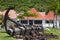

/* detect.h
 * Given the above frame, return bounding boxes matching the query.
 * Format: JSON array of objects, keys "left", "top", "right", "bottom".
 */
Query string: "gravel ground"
[{"left": 16, "top": 39, "right": 23, "bottom": 40}]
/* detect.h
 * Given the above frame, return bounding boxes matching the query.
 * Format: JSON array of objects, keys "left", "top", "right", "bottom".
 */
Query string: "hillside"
[{"left": 0, "top": 0, "right": 60, "bottom": 14}]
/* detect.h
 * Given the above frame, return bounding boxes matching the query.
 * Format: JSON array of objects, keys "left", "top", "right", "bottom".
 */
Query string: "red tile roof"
[
  {"left": 45, "top": 11, "right": 54, "bottom": 19},
  {"left": 38, "top": 12, "right": 45, "bottom": 18},
  {"left": 24, "top": 8, "right": 45, "bottom": 19},
  {"left": 24, "top": 8, "right": 60, "bottom": 19},
  {"left": 0, "top": 8, "right": 59, "bottom": 19}
]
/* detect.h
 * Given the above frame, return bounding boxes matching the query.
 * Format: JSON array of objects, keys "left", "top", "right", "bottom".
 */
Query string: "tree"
[
  {"left": 17, "top": 12, "right": 38, "bottom": 19},
  {"left": 0, "top": 0, "right": 60, "bottom": 14},
  {"left": 17, "top": 14, "right": 24, "bottom": 19},
  {"left": 23, "top": 12, "right": 38, "bottom": 19},
  {"left": 46, "top": 0, "right": 60, "bottom": 28}
]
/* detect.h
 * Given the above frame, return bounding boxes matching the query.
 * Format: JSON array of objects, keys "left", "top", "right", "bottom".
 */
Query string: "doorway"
[{"left": 29, "top": 20, "right": 33, "bottom": 25}]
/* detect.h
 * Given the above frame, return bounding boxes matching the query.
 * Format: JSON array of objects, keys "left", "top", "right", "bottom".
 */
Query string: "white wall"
[
  {"left": 43, "top": 23, "right": 53, "bottom": 28},
  {"left": 57, "top": 20, "right": 59, "bottom": 28},
  {"left": 42, "top": 19, "right": 60, "bottom": 28}
]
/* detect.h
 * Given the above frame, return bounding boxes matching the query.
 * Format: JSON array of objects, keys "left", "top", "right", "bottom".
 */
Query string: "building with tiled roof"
[
  {"left": 22, "top": 8, "right": 60, "bottom": 28},
  {"left": 0, "top": 8, "right": 60, "bottom": 28}
]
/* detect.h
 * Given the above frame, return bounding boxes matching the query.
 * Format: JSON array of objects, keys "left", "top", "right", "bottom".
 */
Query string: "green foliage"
[
  {"left": 24, "top": 12, "right": 33, "bottom": 16},
  {"left": 30, "top": 12, "right": 38, "bottom": 17},
  {"left": 17, "top": 12, "right": 38, "bottom": 19},
  {"left": 23, "top": 12, "right": 38, "bottom": 17},
  {"left": 45, "top": 28, "right": 60, "bottom": 40},
  {"left": 17, "top": 14, "right": 24, "bottom": 19},
  {"left": 46, "top": 0, "right": 60, "bottom": 15},
  {"left": 0, "top": 0, "right": 60, "bottom": 14}
]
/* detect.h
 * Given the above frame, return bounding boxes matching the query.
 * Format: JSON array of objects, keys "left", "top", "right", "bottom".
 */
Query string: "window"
[
  {"left": 46, "top": 20, "right": 49, "bottom": 23},
  {"left": 34, "top": 20, "right": 42, "bottom": 24},
  {"left": 46, "top": 20, "right": 53, "bottom": 23},
  {"left": 29, "top": 20, "right": 33, "bottom": 25},
  {"left": 21, "top": 20, "right": 28, "bottom": 24}
]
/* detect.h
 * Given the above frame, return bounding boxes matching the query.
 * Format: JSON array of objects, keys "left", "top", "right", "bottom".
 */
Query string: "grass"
[
  {"left": 0, "top": 28, "right": 60, "bottom": 40},
  {"left": 44, "top": 28, "right": 60, "bottom": 40},
  {"left": 0, "top": 29, "right": 15, "bottom": 40}
]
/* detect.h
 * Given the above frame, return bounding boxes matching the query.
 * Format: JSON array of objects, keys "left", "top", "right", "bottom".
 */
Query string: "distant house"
[{"left": 20, "top": 8, "right": 60, "bottom": 28}]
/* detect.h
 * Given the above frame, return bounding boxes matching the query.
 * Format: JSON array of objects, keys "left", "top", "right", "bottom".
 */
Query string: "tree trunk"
[
  {"left": 53, "top": 15, "right": 55, "bottom": 28},
  {"left": 56, "top": 14, "right": 57, "bottom": 28}
]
